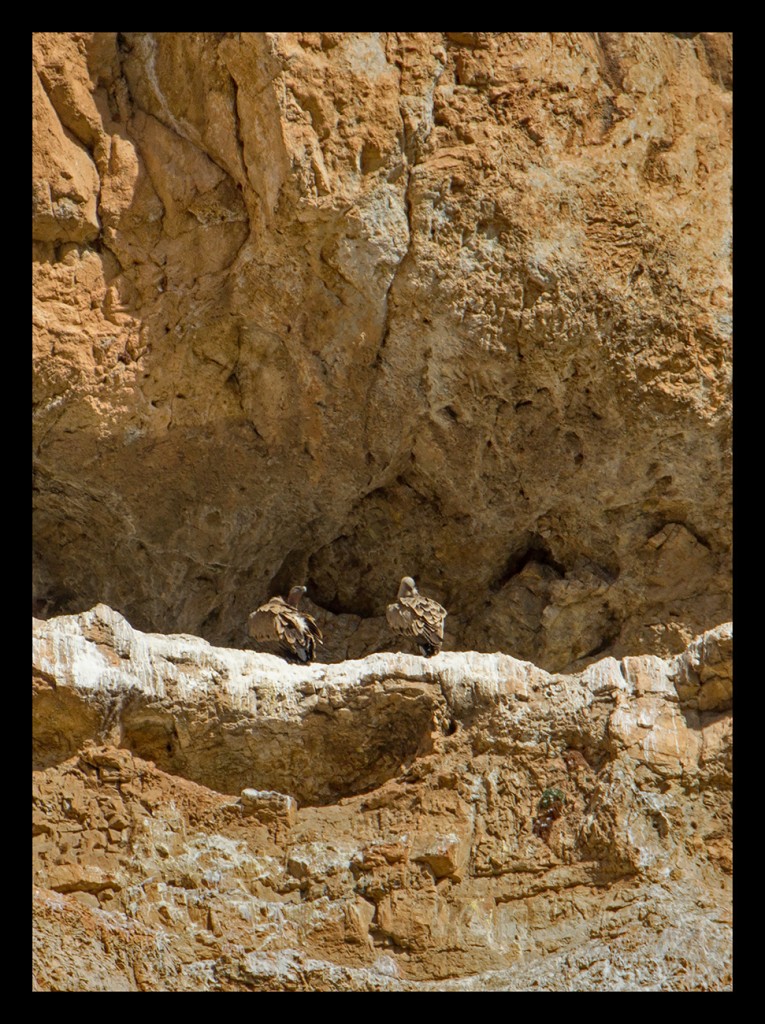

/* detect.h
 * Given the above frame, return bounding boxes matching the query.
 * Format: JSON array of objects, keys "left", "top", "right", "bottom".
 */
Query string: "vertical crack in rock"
[{"left": 226, "top": 62, "right": 247, "bottom": 186}]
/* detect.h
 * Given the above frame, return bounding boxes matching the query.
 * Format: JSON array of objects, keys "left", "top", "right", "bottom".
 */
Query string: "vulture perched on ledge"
[
  {"left": 248, "top": 585, "right": 324, "bottom": 662},
  {"left": 386, "top": 576, "right": 447, "bottom": 657}
]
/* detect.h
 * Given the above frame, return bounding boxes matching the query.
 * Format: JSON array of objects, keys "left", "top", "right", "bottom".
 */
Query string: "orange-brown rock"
[
  {"left": 32, "top": 33, "right": 731, "bottom": 673},
  {"left": 32, "top": 30, "right": 732, "bottom": 992},
  {"left": 32, "top": 607, "right": 732, "bottom": 990}
]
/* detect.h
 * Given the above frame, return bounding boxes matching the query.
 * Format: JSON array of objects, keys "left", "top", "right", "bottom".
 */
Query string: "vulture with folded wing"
[
  {"left": 248, "top": 585, "right": 323, "bottom": 662},
  {"left": 386, "top": 576, "right": 447, "bottom": 657}
]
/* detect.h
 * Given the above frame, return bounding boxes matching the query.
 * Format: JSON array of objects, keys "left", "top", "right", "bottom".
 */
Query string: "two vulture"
[{"left": 249, "top": 577, "right": 446, "bottom": 662}]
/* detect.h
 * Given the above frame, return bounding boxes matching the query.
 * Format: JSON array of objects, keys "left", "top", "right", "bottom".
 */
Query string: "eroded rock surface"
[
  {"left": 32, "top": 33, "right": 732, "bottom": 672},
  {"left": 32, "top": 607, "right": 732, "bottom": 990}
]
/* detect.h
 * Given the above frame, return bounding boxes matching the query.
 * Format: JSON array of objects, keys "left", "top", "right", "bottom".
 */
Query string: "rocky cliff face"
[
  {"left": 32, "top": 31, "right": 732, "bottom": 991},
  {"left": 33, "top": 32, "right": 731, "bottom": 672},
  {"left": 33, "top": 607, "right": 731, "bottom": 991}
]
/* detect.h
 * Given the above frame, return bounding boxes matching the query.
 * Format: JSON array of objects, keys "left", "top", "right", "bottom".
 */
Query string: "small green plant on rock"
[
  {"left": 533, "top": 787, "right": 566, "bottom": 839},
  {"left": 539, "top": 787, "right": 565, "bottom": 811}
]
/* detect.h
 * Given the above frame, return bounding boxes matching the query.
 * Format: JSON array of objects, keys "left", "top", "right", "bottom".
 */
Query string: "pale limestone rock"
[
  {"left": 33, "top": 606, "right": 731, "bottom": 990},
  {"left": 621, "top": 655, "right": 680, "bottom": 699}
]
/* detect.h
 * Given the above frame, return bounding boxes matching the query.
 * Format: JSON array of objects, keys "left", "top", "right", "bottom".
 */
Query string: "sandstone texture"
[
  {"left": 33, "top": 33, "right": 732, "bottom": 672},
  {"left": 32, "top": 31, "right": 732, "bottom": 992},
  {"left": 33, "top": 607, "right": 732, "bottom": 991}
]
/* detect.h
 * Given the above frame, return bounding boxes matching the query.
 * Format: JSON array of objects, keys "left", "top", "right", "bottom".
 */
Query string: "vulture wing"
[
  {"left": 249, "top": 597, "right": 323, "bottom": 662},
  {"left": 387, "top": 593, "right": 447, "bottom": 655}
]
